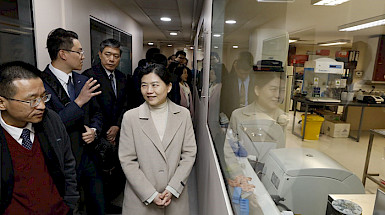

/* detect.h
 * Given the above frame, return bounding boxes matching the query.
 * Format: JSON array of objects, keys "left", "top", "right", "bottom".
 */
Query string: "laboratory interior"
[{"left": 1, "top": 0, "right": 385, "bottom": 214}]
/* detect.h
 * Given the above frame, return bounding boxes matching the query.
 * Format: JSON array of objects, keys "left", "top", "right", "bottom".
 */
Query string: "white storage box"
[{"left": 323, "top": 120, "right": 350, "bottom": 138}]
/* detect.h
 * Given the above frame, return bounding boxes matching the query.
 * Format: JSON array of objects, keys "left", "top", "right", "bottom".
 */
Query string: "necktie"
[
  {"left": 21, "top": 129, "right": 33, "bottom": 150},
  {"left": 67, "top": 76, "right": 76, "bottom": 101},
  {"left": 109, "top": 73, "right": 117, "bottom": 96},
  {"left": 239, "top": 81, "right": 246, "bottom": 107}
]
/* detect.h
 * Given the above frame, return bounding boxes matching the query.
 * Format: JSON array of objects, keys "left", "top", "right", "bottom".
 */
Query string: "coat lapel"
[
  {"left": 72, "top": 72, "right": 83, "bottom": 98},
  {"left": 138, "top": 103, "right": 167, "bottom": 161},
  {"left": 162, "top": 101, "right": 183, "bottom": 150}
]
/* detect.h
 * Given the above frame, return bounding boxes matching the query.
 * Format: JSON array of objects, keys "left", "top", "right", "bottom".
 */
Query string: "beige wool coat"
[{"left": 119, "top": 100, "right": 197, "bottom": 215}]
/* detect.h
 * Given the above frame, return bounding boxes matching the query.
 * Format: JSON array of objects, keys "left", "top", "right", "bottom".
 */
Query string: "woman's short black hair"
[{"left": 138, "top": 63, "right": 171, "bottom": 85}]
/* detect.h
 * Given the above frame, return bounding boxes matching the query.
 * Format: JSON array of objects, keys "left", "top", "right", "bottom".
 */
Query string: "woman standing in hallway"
[
  {"left": 175, "top": 66, "right": 194, "bottom": 118},
  {"left": 119, "top": 64, "right": 197, "bottom": 214}
]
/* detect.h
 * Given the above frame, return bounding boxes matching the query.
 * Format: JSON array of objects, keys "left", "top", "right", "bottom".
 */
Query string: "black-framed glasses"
[
  {"left": 1, "top": 94, "right": 51, "bottom": 108},
  {"left": 62, "top": 49, "right": 85, "bottom": 56}
]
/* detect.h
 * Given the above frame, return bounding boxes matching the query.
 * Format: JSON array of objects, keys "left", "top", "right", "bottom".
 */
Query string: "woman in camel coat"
[{"left": 119, "top": 64, "right": 197, "bottom": 215}]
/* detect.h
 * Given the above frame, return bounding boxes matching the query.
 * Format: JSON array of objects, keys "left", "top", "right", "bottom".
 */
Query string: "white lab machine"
[
  {"left": 302, "top": 58, "right": 345, "bottom": 101},
  {"left": 261, "top": 148, "right": 365, "bottom": 215}
]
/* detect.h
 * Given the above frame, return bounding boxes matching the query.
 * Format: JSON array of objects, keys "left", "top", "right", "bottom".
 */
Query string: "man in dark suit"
[
  {"left": 220, "top": 51, "right": 256, "bottom": 118},
  {"left": 40, "top": 28, "right": 105, "bottom": 215},
  {"left": 83, "top": 39, "right": 139, "bottom": 212},
  {"left": 0, "top": 61, "right": 78, "bottom": 214}
]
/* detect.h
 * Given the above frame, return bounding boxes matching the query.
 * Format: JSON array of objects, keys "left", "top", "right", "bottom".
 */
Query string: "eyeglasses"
[
  {"left": 62, "top": 49, "right": 85, "bottom": 56},
  {"left": 2, "top": 94, "right": 51, "bottom": 108}
]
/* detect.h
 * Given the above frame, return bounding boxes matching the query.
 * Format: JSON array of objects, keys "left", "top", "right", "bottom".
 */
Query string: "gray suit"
[{"left": 119, "top": 100, "right": 196, "bottom": 215}]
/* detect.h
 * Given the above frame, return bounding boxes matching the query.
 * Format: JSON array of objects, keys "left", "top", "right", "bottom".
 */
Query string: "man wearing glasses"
[
  {"left": 41, "top": 28, "right": 105, "bottom": 215},
  {"left": 0, "top": 61, "right": 79, "bottom": 214}
]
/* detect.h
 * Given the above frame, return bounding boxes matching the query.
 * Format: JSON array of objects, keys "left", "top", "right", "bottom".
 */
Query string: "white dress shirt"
[
  {"left": 237, "top": 75, "right": 250, "bottom": 106},
  {"left": 0, "top": 111, "right": 35, "bottom": 145},
  {"left": 102, "top": 66, "right": 117, "bottom": 94},
  {"left": 49, "top": 63, "right": 73, "bottom": 97}
]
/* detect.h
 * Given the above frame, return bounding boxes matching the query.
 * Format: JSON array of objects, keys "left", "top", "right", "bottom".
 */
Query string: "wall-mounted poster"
[{"left": 90, "top": 16, "right": 132, "bottom": 75}]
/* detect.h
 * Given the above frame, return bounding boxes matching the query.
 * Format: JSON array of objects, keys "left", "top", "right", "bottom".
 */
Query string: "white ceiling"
[
  {"left": 213, "top": 0, "right": 385, "bottom": 47},
  {"left": 109, "top": 0, "right": 204, "bottom": 47},
  {"left": 109, "top": 0, "right": 385, "bottom": 48}
]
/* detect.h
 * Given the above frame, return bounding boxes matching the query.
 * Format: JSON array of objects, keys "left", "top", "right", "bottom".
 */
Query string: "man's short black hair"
[
  {"left": 175, "top": 50, "right": 186, "bottom": 58},
  {"left": 0, "top": 61, "right": 41, "bottom": 98},
  {"left": 168, "top": 55, "right": 176, "bottom": 60},
  {"left": 99, "top": 38, "right": 122, "bottom": 54},
  {"left": 46, "top": 28, "right": 78, "bottom": 61},
  {"left": 146, "top": 48, "right": 161, "bottom": 61},
  {"left": 150, "top": 53, "right": 167, "bottom": 67}
]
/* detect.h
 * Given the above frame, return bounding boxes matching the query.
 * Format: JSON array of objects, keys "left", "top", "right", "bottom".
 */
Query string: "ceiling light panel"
[
  {"left": 339, "top": 14, "right": 385, "bottom": 32},
  {"left": 225, "top": 20, "right": 237, "bottom": 24},
  {"left": 257, "top": 0, "right": 295, "bottom": 2},
  {"left": 160, "top": 17, "right": 171, "bottom": 22},
  {"left": 312, "top": 0, "right": 350, "bottom": 6}
]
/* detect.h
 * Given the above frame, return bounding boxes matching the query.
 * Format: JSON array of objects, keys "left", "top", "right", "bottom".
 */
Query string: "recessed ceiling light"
[
  {"left": 160, "top": 17, "right": 171, "bottom": 22},
  {"left": 233, "top": 45, "right": 239, "bottom": 49},
  {"left": 213, "top": 34, "right": 221, "bottom": 37},
  {"left": 312, "top": 0, "right": 350, "bottom": 6},
  {"left": 148, "top": 42, "right": 154, "bottom": 46},
  {"left": 214, "top": 46, "right": 219, "bottom": 49},
  {"left": 289, "top": 39, "right": 298, "bottom": 43},
  {"left": 170, "top": 32, "right": 178, "bottom": 36},
  {"left": 225, "top": 20, "right": 237, "bottom": 24},
  {"left": 167, "top": 44, "right": 172, "bottom": 47}
]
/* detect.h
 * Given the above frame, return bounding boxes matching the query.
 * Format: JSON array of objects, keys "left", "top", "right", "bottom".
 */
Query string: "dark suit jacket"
[
  {"left": 0, "top": 109, "right": 79, "bottom": 213},
  {"left": 41, "top": 66, "right": 103, "bottom": 165},
  {"left": 83, "top": 63, "right": 140, "bottom": 137},
  {"left": 220, "top": 73, "right": 256, "bottom": 118}
]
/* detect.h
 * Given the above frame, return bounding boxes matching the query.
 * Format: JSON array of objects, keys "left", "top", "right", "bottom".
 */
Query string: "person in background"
[
  {"left": 210, "top": 52, "right": 228, "bottom": 84},
  {"left": 150, "top": 53, "right": 168, "bottom": 67},
  {"left": 0, "top": 61, "right": 79, "bottom": 215},
  {"left": 40, "top": 28, "right": 105, "bottom": 215},
  {"left": 119, "top": 63, "right": 196, "bottom": 214},
  {"left": 83, "top": 38, "right": 138, "bottom": 213},
  {"left": 167, "top": 54, "right": 176, "bottom": 68},
  {"left": 220, "top": 51, "right": 256, "bottom": 119},
  {"left": 175, "top": 66, "right": 194, "bottom": 118}
]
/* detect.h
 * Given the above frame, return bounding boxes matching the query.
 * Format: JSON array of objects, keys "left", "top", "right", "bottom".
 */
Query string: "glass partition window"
[
  {"left": 0, "top": 0, "right": 36, "bottom": 65},
  {"left": 90, "top": 17, "right": 132, "bottom": 75},
  {"left": 208, "top": 0, "right": 385, "bottom": 214}
]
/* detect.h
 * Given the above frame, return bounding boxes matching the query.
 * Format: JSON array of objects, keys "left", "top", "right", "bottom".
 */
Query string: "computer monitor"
[{"left": 374, "top": 189, "right": 385, "bottom": 215}]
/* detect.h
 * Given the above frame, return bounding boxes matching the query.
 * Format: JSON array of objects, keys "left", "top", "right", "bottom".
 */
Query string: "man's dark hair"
[
  {"left": 145, "top": 48, "right": 161, "bottom": 61},
  {"left": 236, "top": 51, "right": 254, "bottom": 71},
  {"left": 168, "top": 55, "right": 176, "bottom": 61},
  {"left": 138, "top": 63, "right": 171, "bottom": 85},
  {"left": 175, "top": 50, "right": 186, "bottom": 58},
  {"left": 46, "top": 28, "right": 78, "bottom": 61},
  {"left": 0, "top": 61, "right": 41, "bottom": 98},
  {"left": 150, "top": 53, "right": 167, "bottom": 67},
  {"left": 99, "top": 38, "right": 121, "bottom": 54}
]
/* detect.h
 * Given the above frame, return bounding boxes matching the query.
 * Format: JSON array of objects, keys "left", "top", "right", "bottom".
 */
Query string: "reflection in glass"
[{"left": 0, "top": 0, "right": 36, "bottom": 65}]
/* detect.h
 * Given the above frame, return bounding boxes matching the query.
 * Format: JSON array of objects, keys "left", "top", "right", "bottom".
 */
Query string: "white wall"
[{"left": 33, "top": 0, "right": 143, "bottom": 72}]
